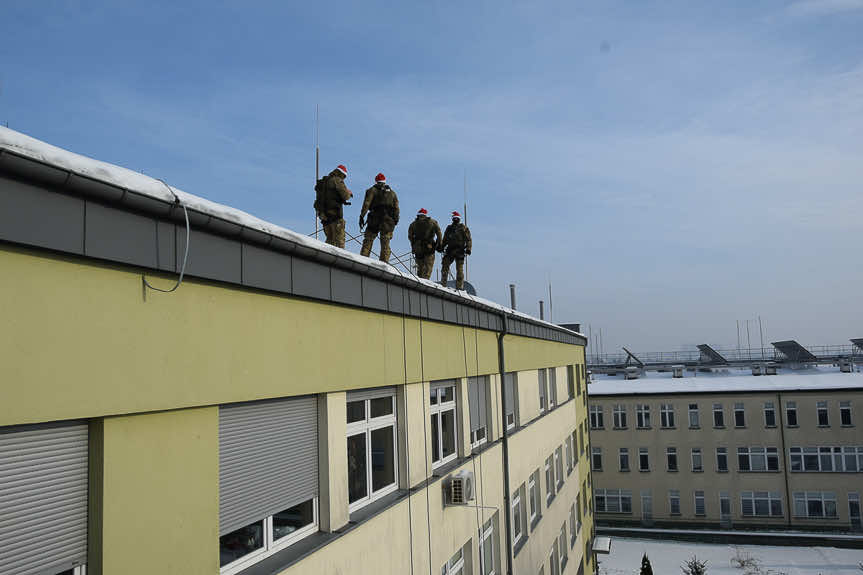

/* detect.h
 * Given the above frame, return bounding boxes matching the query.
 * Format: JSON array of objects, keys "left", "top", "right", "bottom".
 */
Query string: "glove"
[{"left": 359, "top": 215, "right": 365, "bottom": 230}]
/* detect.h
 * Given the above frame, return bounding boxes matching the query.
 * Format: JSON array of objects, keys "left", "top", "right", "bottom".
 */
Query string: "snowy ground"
[{"left": 598, "top": 537, "right": 863, "bottom": 575}]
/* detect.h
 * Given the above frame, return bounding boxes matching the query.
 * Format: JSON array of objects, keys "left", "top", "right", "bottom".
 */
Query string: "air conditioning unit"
[{"left": 446, "top": 470, "right": 476, "bottom": 505}]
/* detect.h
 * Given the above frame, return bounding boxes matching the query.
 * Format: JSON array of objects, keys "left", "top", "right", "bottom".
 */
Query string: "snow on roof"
[
  {"left": 0, "top": 126, "right": 582, "bottom": 338},
  {"left": 588, "top": 369, "right": 863, "bottom": 396}
]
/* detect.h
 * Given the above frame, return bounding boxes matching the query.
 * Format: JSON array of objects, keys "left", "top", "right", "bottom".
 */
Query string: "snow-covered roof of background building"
[{"left": 588, "top": 369, "right": 863, "bottom": 395}]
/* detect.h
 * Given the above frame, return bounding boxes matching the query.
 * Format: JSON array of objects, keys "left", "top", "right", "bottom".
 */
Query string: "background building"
[
  {"left": 0, "top": 127, "right": 595, "bottom": 575},
  {"left": 587, "top": 370, "right": 863, "bottom": 533}
]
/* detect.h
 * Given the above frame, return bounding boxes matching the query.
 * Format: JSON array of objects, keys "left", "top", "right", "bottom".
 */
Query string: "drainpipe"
[
  {"left": 777, "top": 391, "right": 793, "bottom": 528},
  {"left": 497, "top": 313, "right": 514, "bottom": 575}
]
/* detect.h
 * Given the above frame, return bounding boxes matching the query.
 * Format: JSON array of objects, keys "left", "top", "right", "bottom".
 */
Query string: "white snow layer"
[
  {"left": 599, "top": 536, "right": 863, "bottom": 575},
  {"left": 589, "top": 370, "right": 863, "bottom": 395},
  {"left": 0, "top": 127, "right": 580, "bottom": 337}
]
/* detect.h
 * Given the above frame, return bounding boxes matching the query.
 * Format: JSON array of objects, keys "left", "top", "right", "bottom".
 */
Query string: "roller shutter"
[
  {"left": 0, "top": 422, "right": 88, "bottom": 575},
  {"left": 468, "top": 377, "right": 488, "bottom": 433},
  {"left": 219, "top": 396, "right": 318, "bottom": 536},
  {"left": 346, "top": 386, "right": 396, "bottom": 403},
  {"left": 503, "top": 373, "right": 517, "bottom": 420}
]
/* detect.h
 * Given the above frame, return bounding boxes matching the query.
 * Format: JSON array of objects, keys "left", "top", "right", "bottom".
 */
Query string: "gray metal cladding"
[
  {"left": 443, "top": 301, "right": 458, "bottom": 324},
  {"left": 427, "top": 296, "right": 444, "bottom": 321},
  {"left": 330, "top": 268, "right": 362, "bottom": 306},
  {"left": 219, "top": 396, "right": 318, "bottom": 536},
  {"left": 292, "top": 258, "right": 331, "bottom": 300},
  {"left": 387, "top": 285, "right": 404, "bottom": 314},
  {"left": 361, "top": 277, "right": 388, "bottom": 310},
  {"left": 241, "top": 244, "right": 292, "bottom": 294},
  {"left": 0, "top": 177, "right": 85, "bottom": 254},
  {"left": 0, "top": 422, "right": 88, "bottom": 575},
  {"left": 85, "top": 201, "right": 160, "bottom": 267},
  {"left": 468, "top": 377, "right": 488, "bottom": 432},
  {"left": 181, "top": 229, "right": 242, "bottom": 284}
]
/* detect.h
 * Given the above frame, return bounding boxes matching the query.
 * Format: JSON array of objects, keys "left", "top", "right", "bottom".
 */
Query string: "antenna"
[
  {"left": 314, "top": 104, "right": 320, "bottom": 240},
  {"left": 463, "top": 170, "right": 468, "bottom": 281},
  {"left": 548, "top": 282, "right": 553, "bottom": 323}
]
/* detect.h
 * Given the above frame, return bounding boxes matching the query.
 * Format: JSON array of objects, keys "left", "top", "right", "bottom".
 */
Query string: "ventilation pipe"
[
  {"left": 539, "top": 300, "right": 545, "bottom": 320},
  {"left": 509, "top": 284, "right": 517, "bottom": 311}
]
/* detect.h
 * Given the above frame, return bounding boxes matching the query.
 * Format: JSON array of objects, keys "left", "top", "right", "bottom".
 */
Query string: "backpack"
[
  {"left": 313, "top": 177, "right": 327, "bottom": 213},
  {"left": 370, "top": 185, "right": 397, "bottom": 220},
  {"left": 411, "top": 217, "right": 436, "bottom": 253},
  {"left": 446, "top": 223, "right": 468, "bottom": 250}
]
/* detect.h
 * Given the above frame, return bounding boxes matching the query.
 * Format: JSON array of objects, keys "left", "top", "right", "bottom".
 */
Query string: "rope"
[
  {"left": 143, "top": 179, "right": 190, "bottom": 293},
  {"left": 418, "top": 319, "right": 434, "bottom": 575},
  {"left": 401, "top": 274, "right": 416, "bottom": 575}
]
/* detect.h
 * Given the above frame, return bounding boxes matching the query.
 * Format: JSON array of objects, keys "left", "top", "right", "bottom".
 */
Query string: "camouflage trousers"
[
  {"left": 322, "top": 218, "right": 346, "bottom": 248},
  {"left": 414, "top": 252, "right": 435, "bottom": 279},
  {"left": 360, "top": 228, "right": 393, "bottom": 262},
  {"left": 440, "top": 254, "right": 465, "bottom": 290}
]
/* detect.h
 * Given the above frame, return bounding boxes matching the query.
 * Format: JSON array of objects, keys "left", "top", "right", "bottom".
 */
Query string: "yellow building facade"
[{"left": 0, "top": 128, "right": 595, "bottom": 575}]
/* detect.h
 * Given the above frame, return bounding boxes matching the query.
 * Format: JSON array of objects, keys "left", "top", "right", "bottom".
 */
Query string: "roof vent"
[
  {"left": 624, "top": 366, "right": 640, "bottom": 380},
  {"left": 840, "top": 359, "right": 853, "bottom": 373},
  {"left": 672, "top": 365, "right": 684, "bottom": 378}
]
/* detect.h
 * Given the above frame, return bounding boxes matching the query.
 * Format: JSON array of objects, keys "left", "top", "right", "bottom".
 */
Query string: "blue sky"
[{"left": 2, "top": 1, "right": 861, "bottom": 352}]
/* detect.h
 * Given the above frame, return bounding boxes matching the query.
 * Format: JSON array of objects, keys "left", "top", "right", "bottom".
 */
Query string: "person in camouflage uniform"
[
  {"left": 314, "top": 165, "right": 353, "bottom": 248},
  {"left": 359, "top": 173, "right": 400, "bottom": 262},
  {"left": 439, "top": 211, "right": 472, "bottom": 290},
  {"left": 407, "top": 208, "right": 442, "bottom": 279}
]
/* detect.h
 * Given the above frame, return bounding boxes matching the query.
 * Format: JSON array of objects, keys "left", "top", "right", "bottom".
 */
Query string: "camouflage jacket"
[
  {"left": 408, "top": 215, "right": 442, "bottom": 256},
  {"left": 360, "top": 183, "right": 400, "bottom": 228},
  {"left": 441, "top": 222, "right": 472, "bottom": 256},
  {"left": 316, "top": 170, "right": 352, "bottom": 222}
]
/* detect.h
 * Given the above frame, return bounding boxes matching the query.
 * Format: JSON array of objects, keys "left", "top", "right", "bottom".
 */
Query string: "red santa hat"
[
  {"left": 336, "top": 165, "right": 347, "bottom": 176},
  {"left": 451, "top": 211, "right": 461, "bottom": 218},
  {"left": 417, "top": 208, "right": 428, "bottom": 215},
  {"left": 375, "top": 173, "right": 386, "bottom": 183}
]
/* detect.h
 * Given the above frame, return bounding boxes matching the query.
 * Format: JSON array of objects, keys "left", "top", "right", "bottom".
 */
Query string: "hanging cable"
[
  {"left": 143, "top": 179, "right": 190, "bottom": 293},
  {"left": 462, "top": 327, "right": 483, "bottom": 555},
  {"left": 401, "top": 277, "right": 416, "bottom": 575}
]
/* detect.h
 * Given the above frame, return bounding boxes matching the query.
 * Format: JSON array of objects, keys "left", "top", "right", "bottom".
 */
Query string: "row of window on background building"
[
  {"left": 591, "top": 400, "right": 854, "bottom": 430},
  {"left": 540, "top": 365, "right": 587, "bottom": 415}
]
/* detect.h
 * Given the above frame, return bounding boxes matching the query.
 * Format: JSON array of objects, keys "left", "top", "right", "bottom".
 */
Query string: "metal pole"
[
  {"left": 737, "top": 320, "right": 741, "bottom": 360},
  {"left": 464, "top": 171, "right": 468, "bottom": 282},
  {"left": 758, "top": 315, "right": 765, "bottom": 360},
  {"left": 539, "top": 300, "right": 545, "bottom": 320},
  {"left": 548, "top": 282, "right": 553, "bottom": 323},
  {"left": 315, "top": 104, "right": 320, "bottom": 241},
  {"left": 746, "top": 320, "right": 752, "bottom": 361},
  {"left": 509, "top": 284, "right": 517, "bottom": 310}
]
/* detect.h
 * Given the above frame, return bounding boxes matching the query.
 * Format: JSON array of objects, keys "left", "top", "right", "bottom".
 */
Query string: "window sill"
[
  {"left": 530, "top": 513, "right": 542, "bottom": 531},
  {"left": 660, "top": 427, "right": 676, "bottom": 430},
  {"left": 692, "top": 469, "right": 703, "bottom": 473},
  {"left": 689, "top": 426, "right": 700, "bottom": 430},
  {"left": 638, "top": 469, "right": 650, "bottom": 473},
  {"left": 612, "top": 427, "right": 628, "bottom": 431},
  {"left": 764, "top": 425, "right": 777, "bottom": 429},
  {"left": 546, "top": 493, "right": 557, "bottom": 507},
  {"left": 636, "top": 427, "right": 652, "bottom": 431},
  {"left": 841, "top": 424, "right": 855, "bottom": 428},
  {"left": 817, "top": 425, "right": 831, "bottom": 428},
  {"left": 734, "top": 426, "right": 747, "bottom": 429},
  {"left": 717, "top": 469, "right": 729, "bottom": 473},
  {"left": 619, "top": 469, "right": 630, "bottom": 473},
  {"left": 591, "top": 427, "right": 604, "bottom": 431},
  {"left": 713, "top": 426, "right": 725, "bottom": 430},
  {"left": 786, "top": 424, "right": 799, "bottom": 428},
  {"left": 513, "top": 534, "right": 529, "bottom": 557},
  {"left": 737, "top": 470, "right": 781, "bottom": 473},
  {"left": 667, "top": 469, "right": 679, "bottom": 473}
]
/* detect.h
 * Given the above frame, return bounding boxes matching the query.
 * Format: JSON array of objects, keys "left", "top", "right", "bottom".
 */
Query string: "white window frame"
[
  {"left": 538, "top": 369, "right": 548, "bottom": 413},
  {"left": 734, "top": 402, "right": 746, "bottom": 427},
  {"left": 590, "top": 447, "right": 602, "bottom": 472},
  {"left": 442, "top": 546, "right": 466, "bottom": 575},
  {"left": 548, "top": 368, "right": 558, "bottom": 408},
  {"left": 636, "top": 404, "right": 651, "bottom": 429},
  {"left": 504, "top": 372, "right": 519, "bottom": 431},
  {"left": 786, "top": 401, "right": 798, "bottom": 426},
  {"left": 737, "top": 446, "right": 779, "bottom": 472},
  {"left": 469, "top": 376, "right": 490, "bottom": 448},
  {"left": 528, "top": 471, "right": 540, "bottom": 523},
  {"left": 565, "top": 435, "right": 573, "bottom": 474},
  {"left": 512, "top": 486, "right": 526, "bottom": 544},
  {"left": 764, "top": 401, "right": 776, "bottom": 427},
  {"left": 691, "top": 448, "right": 703, "bottom": 472},
  {"left": 594, "top": 488, "right": 632, "bottom": 513},
  {"left": 793, "top": 491, "right": 837, "bottom": 518},
  {"left": 346, "top": 391, "right": 399, "bottom": 512},
  {"left": 789, "top": 445, "right": 863, "bottom": 472},
  {"left": 619, "top": 447, "right": 630, "bottom": 472},
  {"left": 613, "top": 404, "right": 627, "bottom": 429},
  {"left": 549, "top": 539, "right": 561, "bottom": 575},
  {"left": 716, "top": 447, "right": 728, "bottom": 472},
  {"left": 694, "top": 490, "right": 706, "bottom": 516},
  {"left": 688, "top": 403, "right": 699, "bottom": 428},
  {"left": 840, "top": 401, "right": 852, "bottom": 426},
  {"left": 555, "top": 446, "right": 565, "bottom": 488},
  {"left": 713, "top": 403, "right": 724, "bottom": 428},
  {"left": 817, "top": 400, "right": 829, "bottom": 426},
  {"left": 545, "top": 455, "right": 555, "bottom": 504},
  {"left": 575, "top": 494, "right": 582, "bottom": 534},
  {"left": 589, "top": 405, "right": 604, "bottom": 429},
  {"left": 666, "top": 447, "right": 678, "bottom": 471},
  {"left": 668, "top": 490, "right": 681, "bottom": 515},
  {"left": 220, "top": 498, "right": 319, "bottom": 575},
  {"left": 740, "top": 491, "right": 783, "bottom": 517},
  {"left": 558, "top": 524, "right": 568, "bottom": 572},
  {"left": 569, "top": 503, "right": 577, "bottom": 547},
  {"left": 638, "top": 447, "right": 649, "bottom": 471},
  {"left": 660, "top": 404, "right": 675, "bottom": 428},
  {"left": 479, "top": 517, "right": 496, "bottom": 575},
  {"left": 430, "top": 382, "right": 458, "bottom": 469}
]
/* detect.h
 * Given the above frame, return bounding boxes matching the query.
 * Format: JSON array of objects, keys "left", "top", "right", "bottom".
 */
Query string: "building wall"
[
  {"left": 0, "top": 244, "right": 592, "bottom": 575},
  {"left": 589, "top": 388, "right": 863, "bottom": 531}
]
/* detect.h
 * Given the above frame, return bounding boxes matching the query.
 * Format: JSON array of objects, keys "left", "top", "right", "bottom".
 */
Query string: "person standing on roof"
[
  {"left": 359, "top": 173, "right": 399, "bottom": 262},
  {"left": 439, "top": 211, "right": 472, "bottom": 290},
  {"left": 408, "top": 208, "right": 442, "bottom": 280},
  {"left": 315, "top": 165, "right": 353, "bottom": 248}
]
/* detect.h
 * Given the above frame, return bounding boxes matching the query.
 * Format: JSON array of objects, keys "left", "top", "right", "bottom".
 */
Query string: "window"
[
  {"left": 740, "top": 491, "right": 783, "bottom": 517},
  {"left": 694, "top": 490, "right": 706, "bottom": 516},
  {"left": 719, "top": 492, "right": 731, "bottom": 520},
  {"left": 347, "top": 390, "right": 398, "bottom": 510},
  {"left": 538, "top": 369, "right": 548, "bottom": 412},
  {"left": 594, "top": 489, "right": 632, "bottom": 513},
  {"left": 669, "top": 490, "right": 681, "bottom": 515},
  {"left": 512, "top": 485, "right": 527, "bottom": 545},
  {"left": 786, "top": 401, "right": 798, "bottom": 426},
  {"left": 572, "top": 430, "right": 579, "bottom": 463},
  {"left": 764, "top": 401, "right": 776, "bottom": 427},
  {"left": 548, "top": 368, "right": 558, "bottom": 408},
  {"left": 479, "top": 516, "right": 497, "bottom": 575},
  {"left": 578, "top": 426, "right": 585, "bottom": 456},
  {"left": 613, "top": 404, "right": 627, "bottom": 429},
  {"left": 468, "top": 376, "right": 490, "bottom": 447},
  {"left": 636, "top": 404, "right": 651, "bottom": 429},
  {"left": 576, "top": 364, "right": 582, "bottom": 397},
  {"left": 565, "top": 435, "right": 573, "bottom": 474},
  {"left": 619, "top": 448, "right": 630, "bottom": 471},
  {"left": 430, "top": 382, "right": 458, "bottom": 468},
  {"left": 575, "top": 494, "right": 582, "bottom": 535},
  {"left": 548, "top": 539, "right": 561, "bottom": 575},
  {"left": 691, "top": 448, "right": 703, "bottom": 472},
  {"left": 817, "top": 401, "right": 829, "bottom": 426},
  {"left": 639, "top": 447, "right": 649, "bottom": 471},
  {"left": 558, "top": 524, "right": 568, "bottom": 572},
  {"left": 545, "top": 455, "right": 555, "bottom": 504},
  {"left": 589, "top": 405, "right": 603, "bottom": 429},
  {"left": 591, "top": 447, "right": 602, "bottom": 471},
  {"left": 569, "top": 503, "right": 577, "bottom": 546},
  {"left": 666, "top": 447, "right": 678, "bottom": 471},
  {"left": 660, "top": 404, "right": 675, "bottom": 428},
  {"left": 555, "top": 446, "right": 565, "bottom": 488},
  {"left": 504, "top": 372, "right": 518, "bottom": 431},
  {"left": 734, "top": 402, "right": 746, "bottom": 427},
  {"left": 789, "top": 446, "right": 863, "bottom": 472},
  {"left": 737, "top": 446, "right": 779, "bottom": 471},
  {"left": 841, "top": 401, "right": 852, "bottom": 426},
  {"left": 713, "top": 403, "right": 724, "bottom": 428},
  {"left": 793, "top": 492, "right": 837, "bottom": 518},
  {"left": 528, "top": 470, "right": 541, "bottom": 524},
  {"left": 567, "top": 365, "right": 575, "bottom": 399},
  {"left": 442, "top": 545, "right": 467, "bottom": 575},
  {"left": 716, "top": 447, "right": 728, "bottom": 472},
  {"left": 688, "top": 403, "right": 699, "bottom": 428}
]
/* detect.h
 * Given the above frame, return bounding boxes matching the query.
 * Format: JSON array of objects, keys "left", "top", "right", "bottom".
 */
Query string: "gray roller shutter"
[
  {"left": 0, "top": 422, "right": 88, "bottom": 575},
  {"left": 346, "top": 386, "right": 396, "bottom": 403},
  {"left": 468, "top": 377, "right": 488, "bottom": 432},
  {"left": 503, "top": 373, "right": 516, "bottom": 419},
  {"left": 219, "top": 396, "right": 318, "bottom": 536}
]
